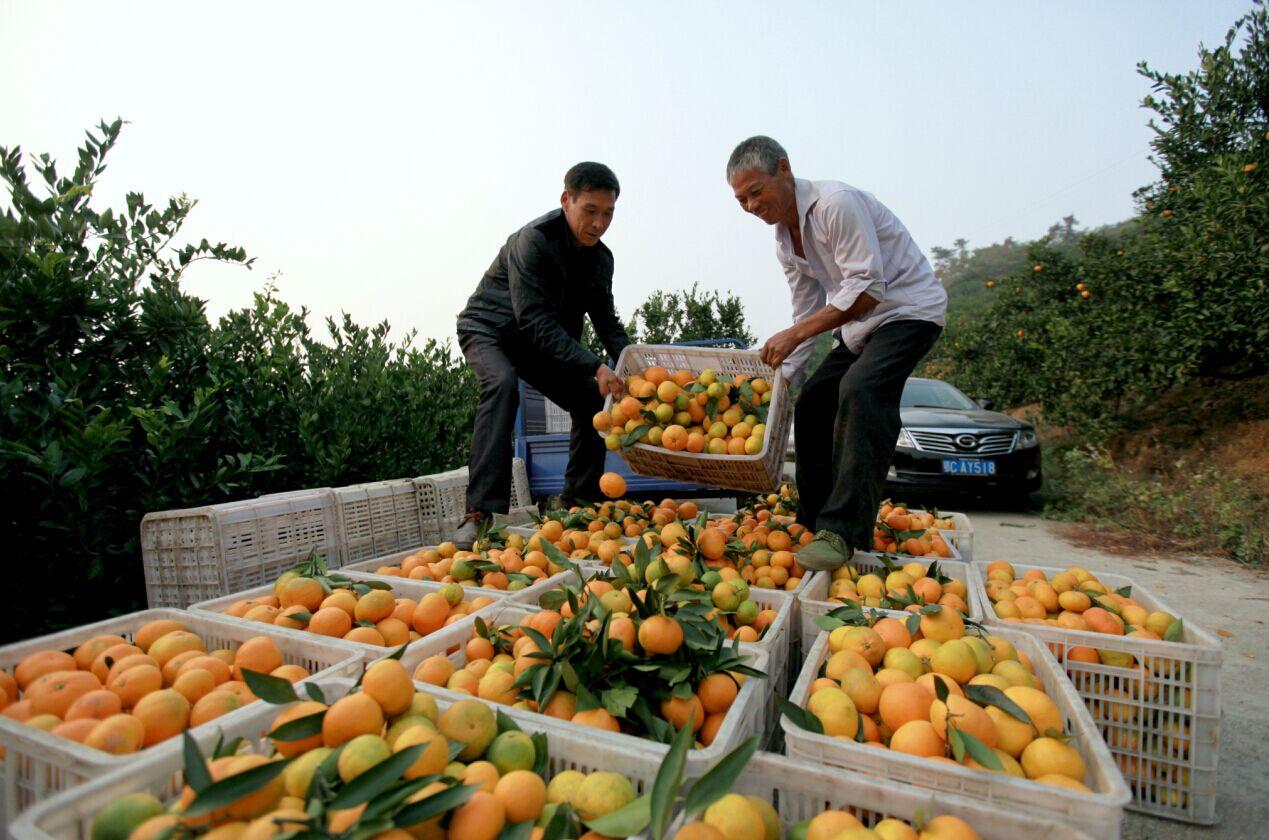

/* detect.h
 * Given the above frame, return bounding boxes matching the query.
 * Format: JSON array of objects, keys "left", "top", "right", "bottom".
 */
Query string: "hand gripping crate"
[
  {"left": 782, "top": 626, "right": 1131, "bottom": 840},
  {"left": 0, "top": 609, "right": 360, "bottom": 828},
  {"left": 7, "top": 676, "right": 661, "bottom": 840},
  {"left": 140, "top": 490, "right": 341, "bottom": 609},
  {"left": 188, "top": 571, "right": 511, "bottom": 662},
  {"left": 333, "top": 479, "right": 425, "bottom": 564},
  {"left": 795, "top": 554, "right": 980, "bottom": 653},
  {"left": 663, "top": 751, "right": 1093, "bottom": 839},
  {"left": 968, "top": 562, "right": 1222, "bottom": 824},
  {"left": 601, "top": 344, "right": 792, "bottom": 493},
  {"left": 414, "top": 458, "right": 535, "bottom": 542},
  {"left": 399, "top": 600, "right": 769, "bottom": 778}
]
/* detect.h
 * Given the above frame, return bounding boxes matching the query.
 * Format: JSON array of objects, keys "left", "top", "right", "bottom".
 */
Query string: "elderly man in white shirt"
[{"left": 727, "top": 136, "right": 947, "bottom": 569}]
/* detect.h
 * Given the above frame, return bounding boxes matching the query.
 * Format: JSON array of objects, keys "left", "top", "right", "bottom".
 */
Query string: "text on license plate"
[{"left": 942, "top": 458, "right": 996, "bottom": 475}]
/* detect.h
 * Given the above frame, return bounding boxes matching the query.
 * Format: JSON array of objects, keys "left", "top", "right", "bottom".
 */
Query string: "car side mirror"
[{"left": 976, "top": 398, "right": 994, "bottom": 411}]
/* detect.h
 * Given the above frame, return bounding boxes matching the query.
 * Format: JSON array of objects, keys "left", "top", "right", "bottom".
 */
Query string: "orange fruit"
[
  {"left": 309, "top": 607, "right": 354, "bottom": 637},
  {"left": 271, "top": 664, "right": 310, "bottom": 683},
  {"left": 570, "top": 708, "right": 621, "bottom": 732},
  {"left": 362, "top": 659, "right": 415, "bottom": 717},
  {"left": 413, "top": 656, "right": 455, "bottom": 686},
  {"left": 133, "top": 688, "right": 192, "bottom": 747},
  {"left": 878, "top": 682, "right": 935, "bottom": 733},
  {"left": 189, "top": 689, "right": 246, "bottom": 727},
  {"left": 147, "top": 631, "right": 206, "bottom": 668},
  {"left": 930, "top": 695, "right": 998, "bottom": 748},
  {"left": 889, "top": 719, "right": 946, "bottom": 758},
  {"left": 233, "top": 637, "right": 283, "bottom": 681},
  {"left": 354, "top": 589, "right": 397, "bottom": 624},
  {"left": 84, "top": 713, "right": 146, "bottom": 754},
  {"left": 412, "top": 593, "right": 451, "bottom": 635},
  {"left": 661, "top": 694, "right": 705, "bottom": 731},
  {"left": 322, "top": 692, "right": 385, "bottom": 748},
  {"left": 495, "top": 770, "right": 547, "bottom": 824},
  {"left": 638, "top": 615, "right": 684, "bottom": 655},
  {"left": 171, "top": 669, "right": 217, "bottom": 705},
  {"left": 178, "top": 656, "right": 232, "bottom": 685},
  {"left": 72, "top": 635, "right": 129, "bottom": 670},
  {"left": 698, "top": 673, "right": 738, "bottom": 714},
  {"left": 279, "top": 577, "right": 326, "bottom": 612},
  {"left": 65, "top": 688, "right": 123, "bottom": 721},
  {"left": 598, "top": 472, "right": 627, "bottom": 499},
  {"left": 27, "top": 670, "right": 102, "bottom": 718},
  {"left": 134, "top": 620, "right": 190, "bottom": 654},
  {"left": 51, "top": 718, "right": 99, "bottom": 744},
  {"left": 270, "top": 700, "right": 328, "bottom": 756},
  {"left": 447, "top": 791, "right": 505, "bottom": 840},
  {"left": 107, "top": 664, "right": 162, "bottom": 709},
  {"left": 344, "top": 626, "right": 387, "bottom": 646},
  {"left": 15, "top": 651, "right": 76, "bottom": 691}
]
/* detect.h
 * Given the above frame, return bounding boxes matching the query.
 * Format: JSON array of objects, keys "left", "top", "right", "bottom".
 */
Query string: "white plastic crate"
[
  {"left": 968, "top": 562, "right": 1222, "bottom": 824},
  {"left": 601, "top": 344, "right": 792, "bottom": 493},
  {"left": 414, "top": 459, "right": 535, "bottom": 542},
  {"left": 938, "top": 511, "right": 974, "bottom": 562},
  {"left": 0, "top": 609, "right": 360, "bottom": 826},
  {"left": 795, "top": 554, "right": 979, "bottom": 652},
  {"left": 663, "top": 751, "right": 1092, "bottom": 839},
  {"left": 400, "top": 601, "right": 769, "bottom": 777},
  {"left": 188, "top": 571, "right": 511, "bottom": 662},
  {"left": 7, "top": 676, "right": 661, "bottom": 840},
  {"left": 333, "top": 479, "right": 425, "bottom": 563},
  {"left": 783, "top": 626, "right": 1130, "bottom": 840},
  {"left": 140, "top": 491, "right": 342, "bottom": 609}
]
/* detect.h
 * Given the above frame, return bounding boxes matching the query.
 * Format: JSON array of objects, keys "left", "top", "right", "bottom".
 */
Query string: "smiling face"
[
  {"left": 560, "top": 188, "right": 617, "bottom": 247},
  {"left": 729, "top": 158, "right": 797, "bottom": 227}
]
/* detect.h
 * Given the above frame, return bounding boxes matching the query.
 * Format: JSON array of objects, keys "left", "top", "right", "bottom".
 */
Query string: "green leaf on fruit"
[
  {"left": 185, "top": 755, "right": 294, "bottom": 816},
  {"left": 585, "top": 794, "right": 652, "bottom": 837},
  {"left": 965, "top": 685, "right": 1033, "bottom": 726},
  {"left": 776, "top": 695, "right": 823, "bottom": 734},
  {"left": 240, "top": 669, "right": 301, "bottom": 704}
]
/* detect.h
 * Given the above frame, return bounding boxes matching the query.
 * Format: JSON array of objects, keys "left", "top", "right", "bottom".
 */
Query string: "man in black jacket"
[{"left": 453, "top": 162, "right": 630, "bottom": 548}]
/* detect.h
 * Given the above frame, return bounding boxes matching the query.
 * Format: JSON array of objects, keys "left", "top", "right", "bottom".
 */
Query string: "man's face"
[
  {"left": 729, "top": 161, "right": 795, "bottom": 226},
  {"left": 560, "top": 188, "right": 617, "bottom": 247}
]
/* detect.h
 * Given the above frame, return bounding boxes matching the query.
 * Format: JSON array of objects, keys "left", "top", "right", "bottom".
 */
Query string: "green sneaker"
[{"left": 795, "top": 529, "right": 852, "bottom": 571}]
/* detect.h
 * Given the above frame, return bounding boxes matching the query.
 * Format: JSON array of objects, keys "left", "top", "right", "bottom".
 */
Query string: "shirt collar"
[{"left": 777, "top": 178, "right": 820, "bottom": 250}]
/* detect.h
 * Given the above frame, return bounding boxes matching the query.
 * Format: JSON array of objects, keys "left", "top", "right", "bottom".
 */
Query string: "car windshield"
[{"left": 901, "top": 379, "right": 978, "bottom": 410}]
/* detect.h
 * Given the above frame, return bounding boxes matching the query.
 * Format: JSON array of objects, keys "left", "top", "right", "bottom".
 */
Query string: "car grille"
[{"left": 908, "top": 430, "right": 1017, "bottom": 455}]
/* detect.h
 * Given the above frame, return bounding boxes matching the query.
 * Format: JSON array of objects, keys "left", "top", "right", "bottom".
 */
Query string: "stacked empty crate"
[
  {"left": 414, "top": 457, "right": 536, "bottom": 542},
  {"left": 140, "top": 491, "right": 342, "bottom": 609}
]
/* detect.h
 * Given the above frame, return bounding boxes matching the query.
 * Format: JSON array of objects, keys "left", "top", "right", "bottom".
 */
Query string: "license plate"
[{"left": 941, "top": 458, "right": 996, "bottom": 476}]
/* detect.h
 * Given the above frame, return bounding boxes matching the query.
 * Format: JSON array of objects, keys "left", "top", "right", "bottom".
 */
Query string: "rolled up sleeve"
[
  {"left": 822, "top": 191, "right": 887, "bottom": 312},
  {"left": 780, "top": 257, "right": 823, "bottom": 387}
]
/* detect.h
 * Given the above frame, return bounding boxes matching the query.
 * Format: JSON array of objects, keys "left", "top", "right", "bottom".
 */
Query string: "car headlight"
[
  {"left": 1018, "top": 429, "right": 1039, "bottom": 448},
  {"left": 896, "top": 428, "right": 916, "bottom": 449}
]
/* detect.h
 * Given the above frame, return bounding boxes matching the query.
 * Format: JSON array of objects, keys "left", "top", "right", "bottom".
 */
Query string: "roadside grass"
[{"left": 1041, "top": 447, "right": 1266, "bottom": 567}]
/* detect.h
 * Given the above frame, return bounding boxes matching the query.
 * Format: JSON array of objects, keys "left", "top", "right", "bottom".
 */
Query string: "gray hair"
[{"left": 726, "top": 136, "right": 789, "bottom": 180}]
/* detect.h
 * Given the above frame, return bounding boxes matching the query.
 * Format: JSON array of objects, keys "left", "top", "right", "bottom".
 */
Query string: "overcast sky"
[{"left": 1, "top": 1, "right": 1251, "bottom": 348}]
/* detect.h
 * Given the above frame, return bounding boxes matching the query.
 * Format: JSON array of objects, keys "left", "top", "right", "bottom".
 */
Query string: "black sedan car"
[{"left": 885, "top": 377, "right": 1042, "bottom": 499}]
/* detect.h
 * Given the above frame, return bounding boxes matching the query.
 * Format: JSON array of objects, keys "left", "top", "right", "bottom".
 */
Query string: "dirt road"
[{"left": 971, "top": 510, "right": 1268, "bottom": 838}]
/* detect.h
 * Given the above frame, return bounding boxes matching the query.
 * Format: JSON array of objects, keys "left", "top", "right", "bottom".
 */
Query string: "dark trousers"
[
  {"left": 794, "top": 319, "right": 942, "bottom": 548},
  {"left": 459, "top": 330, "right": 606, "bottom": 514}
]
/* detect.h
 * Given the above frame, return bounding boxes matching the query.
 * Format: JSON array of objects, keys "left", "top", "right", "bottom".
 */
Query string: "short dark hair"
[{"left": 564, "top": 162, "right": 620, "bottom": 198}]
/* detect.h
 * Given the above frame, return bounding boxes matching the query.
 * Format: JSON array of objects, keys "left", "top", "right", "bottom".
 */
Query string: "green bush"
[
  {"left": 922, "top": 4, "right": 1268, "bottom": 438},
  {"left": 1, "top": 121, "right": 477, "bottom": 641},
  {"left": 1044, "top": 448, "right": 1266, "bottom": 567}
]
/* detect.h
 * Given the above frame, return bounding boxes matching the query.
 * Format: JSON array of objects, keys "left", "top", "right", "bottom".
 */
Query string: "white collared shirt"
[{"left": 776, "top": 178, "right": 947, "bottom": 385}]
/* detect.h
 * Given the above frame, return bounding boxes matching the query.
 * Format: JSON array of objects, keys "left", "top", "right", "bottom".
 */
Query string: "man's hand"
[
  {"left": 760, "top": 325, "right": 806, "bottom": 370},
  {"left": 596, "top": 364, "right": 624, "bottom": 397}
]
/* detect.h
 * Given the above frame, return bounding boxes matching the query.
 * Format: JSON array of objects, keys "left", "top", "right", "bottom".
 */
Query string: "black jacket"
[{"left": 457, "top": 209, "right": 630, "bottom": 376}]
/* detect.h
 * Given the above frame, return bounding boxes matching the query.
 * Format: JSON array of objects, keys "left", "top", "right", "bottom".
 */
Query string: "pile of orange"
[
  {"left": 798, "top": 611, "right": 1092, "bottom": 792},
  {"left": 594, "top": 365, "right": 773, "bottom": 456},
  {"left": 822, "top": 561, "right": 971, "bottom": 614},
  {"left": 0, "top": 620, "right": 305, "bottom": 755},
  {"left": 216, "top": 573, "right": 497, "bottom": 648},
  {"left": 675, "top": 800, "right": 982, "bottom": 840},
  {"left": 415, "top": 604, "right": 750, "bottom": 747},
  {"left": 363, "top": 541, "right": 559, "bottom": 592},
  {"left": 873, "top": 502, "right": 956, "bottom": 557},
  {"left": 86, "top": 656, "right": 641, "bottom": 839}
]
